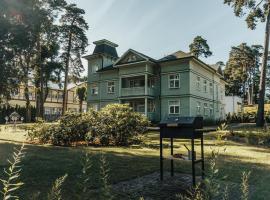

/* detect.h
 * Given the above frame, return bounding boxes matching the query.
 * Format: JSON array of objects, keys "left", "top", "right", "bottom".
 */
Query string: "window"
[
  {"left": 204, "top": 103, "right": 208, "bottom": 116},
  {"left": 209, "top": 82, "right": 213, "bottom": 94},
  {"left": 148, "top": 99, "right": 156, "bottom": 112},
  {"left": 209, "top": 104, "right": 213, "bottom": 116},
  {"left": 196, "top": 102, "right": 201, "bottom": 115},
  {"left": 196, "top": 76, "right": 201, "bottom": 91},
  {"left": 169, "top": 74, "right": 180, "bottom": 88},
  {"left": 129, "top": 79, "right": 144, "bottom": 88},
  {"left": 203, "top": 80, "right": 207, "bottom": 93},
  {"left": 92, "top": 64, "right": 99, "bottom": 73},
  {"left": 216, "top": 103, "right": 219, "bottom": 112},
  {"left": 148, "top": 78, "right": 155, "bottom": 88},
  {"left": 91, "top": 103, "right": 99, "bottom": 111},
  {"left": 216, "top": 85, "right": 219, "bottom": 100},
  {"left": 91, "top": 84, "right": 98, "bottom": 95},
  {"left": 169, "top": 100, "right": 180, "bottom": 114},
  {"left": 220, "top": 88, "right": 224, "bottom": 100},
  {"left": 107, "top": 81, "right": 115, "bottom": 94}
]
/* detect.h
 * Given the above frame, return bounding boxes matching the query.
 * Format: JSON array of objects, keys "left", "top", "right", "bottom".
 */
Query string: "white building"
[{"left": 224, "top": 96, "right": 243, "bottom": 115}]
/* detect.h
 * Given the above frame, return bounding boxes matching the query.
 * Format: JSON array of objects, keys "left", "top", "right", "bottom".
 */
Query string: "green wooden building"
[{"left": 83, "top": 39, "right": 226, "bottom": 122}]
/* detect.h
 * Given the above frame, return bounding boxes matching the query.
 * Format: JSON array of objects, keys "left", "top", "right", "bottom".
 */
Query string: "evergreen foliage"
[
  {"left": 224, "top": 0, "right": 270, "bottom": 126},
  {"left": 189, "top": 36, "right": 212, "bottom": 58},
  {"left": 224, "top": 43, "right": 262, "bottom": 104}
]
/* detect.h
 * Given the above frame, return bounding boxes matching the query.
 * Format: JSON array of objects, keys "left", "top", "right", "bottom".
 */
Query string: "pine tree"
[
  {"left": 189, "top": 36, "right": 212, "bottom": 58},
  {"left": 59, "top": 3, "right": 89, "bottom": 115},
  {"left": 76, "top": 87, "right": 86, "bottom": 113},
  {"left": 224, "top": 0, "right": 270, "bottom": 126}
]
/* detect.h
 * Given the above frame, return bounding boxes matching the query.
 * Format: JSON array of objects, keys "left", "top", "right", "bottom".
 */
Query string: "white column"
[
  {"left": 119, "top": 77, "right": 122, "bottom": 97},
  {"left": 145, "top": 73, "right": 148, "bottom": 95},
  {"left": 145, "top": 97, "right": 148, "bottom": 116}
]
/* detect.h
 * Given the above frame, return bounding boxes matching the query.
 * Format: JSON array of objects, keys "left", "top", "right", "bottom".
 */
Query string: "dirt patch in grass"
[{"left": 112, "top": 172, "right": 196, "bottom": 200}]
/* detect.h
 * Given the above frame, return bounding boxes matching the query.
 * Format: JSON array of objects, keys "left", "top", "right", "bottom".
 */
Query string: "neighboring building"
[
  {"left": 224, "top": 96, "right": 243, "bottom": 115},
  {"left": 6, "top": 82, "right": 87, "bottom": 120},
  {"left": 84, "top": 39, "right": 226, "bottom": 122}
]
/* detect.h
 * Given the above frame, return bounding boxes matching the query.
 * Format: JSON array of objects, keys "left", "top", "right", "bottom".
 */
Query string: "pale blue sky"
[{"left": 67, "top": 0, "right": 265, "bottom": 68}]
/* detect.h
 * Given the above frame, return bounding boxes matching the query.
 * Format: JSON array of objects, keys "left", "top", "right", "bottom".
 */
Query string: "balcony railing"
[{"left": 121, "top": 87, "right": 155, "bottom": 97}]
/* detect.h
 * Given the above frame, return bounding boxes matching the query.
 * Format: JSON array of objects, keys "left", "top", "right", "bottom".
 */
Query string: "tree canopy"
[
  {"left": 189, "top": 36, "right": 212, "bottom": 58},
  {"left": 224, "top": 0, "right": 270, "bottom": 126}
]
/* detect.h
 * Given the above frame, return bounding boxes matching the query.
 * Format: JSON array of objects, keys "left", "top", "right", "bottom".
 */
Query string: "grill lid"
[{"left": 159, "top": 116, "right": 203, "bottom": 128}]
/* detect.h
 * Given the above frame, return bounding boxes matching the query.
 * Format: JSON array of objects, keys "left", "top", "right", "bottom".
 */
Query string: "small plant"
[
  {"left": 217, "top": 123, "right": 228, "bottom": 131},
  {"left": 47, "top": 174, "right": 68, "bottom": 200},
  {"left": 76, "top": 152, "right": 93, "bottom": 199},
  {"left": 0, "top": 144, "right": 26, "bottom": 200},
  {"left": 99, "top": 153, "right": 113, "bottom": 200},
  {"left": 241, "top": 171, "right": 251, "bottom": 200}
]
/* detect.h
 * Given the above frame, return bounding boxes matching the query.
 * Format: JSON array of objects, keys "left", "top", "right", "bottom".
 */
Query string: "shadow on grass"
[{"left": 0, "top": 141, "right": 269, "bottom": 200}]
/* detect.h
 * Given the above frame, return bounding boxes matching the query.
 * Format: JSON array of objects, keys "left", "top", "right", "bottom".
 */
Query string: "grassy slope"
[{"left": 0, "top": 131, "right": 269, "bottom": 199}]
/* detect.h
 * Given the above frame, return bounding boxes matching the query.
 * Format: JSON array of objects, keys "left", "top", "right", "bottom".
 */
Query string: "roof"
[
  {"left": 93, "top": 43, "right": 118, "bottom": 58},
  {"left": 159, "top": 50, "right": 191, "bottom": 61},
  {"left": 96, "top": 65, "right": 116, "bottom": 73},
  {"left": 129, "top": 49, "right": 157, "bottom": 63},
  {"left": 113, "top": 49, "right": 156, "bottom": 66},
  {"left": 93, "top": 39, "right": 118, "bottom": 47}
]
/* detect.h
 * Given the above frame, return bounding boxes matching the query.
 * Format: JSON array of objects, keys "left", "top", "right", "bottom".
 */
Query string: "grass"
[
  {"left": 0, "top": 128, "right": 270, "bottom": 199},
  {"left": 243, "top": 104, "right": 270, "bottom": 113}
]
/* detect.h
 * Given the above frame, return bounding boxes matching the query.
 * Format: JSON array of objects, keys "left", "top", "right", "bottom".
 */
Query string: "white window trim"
[
  {"left": 91, "top": 84, "right": 98, "bottom": 95},
  {"left": 107, "top": 81, "right": 115, "bottom": 94},
  {"left": 209, "top": 104, "right": 214, "bottom": 116},
  {"left": 196, "top": 102, "right": 201, "bottom": 114},
  {"left": 196, "top": 76, "right": 201, "bottom": 91},
  {"left": 92, "top": 64, "right": 99, "bottom": 73},
  {"left": 168, "top": 73, "right": 180, "bottom": 89},
  {"left": 168, "top": 100, "right": 180, "bottom": 115},
  {"left": 209, "top": 82, "right": 213, "bottom": 94},
  {"left": 204, "top": 103, "right": 208, "bottom": 116},
  {"left": 203, "top": 80, "right": 207, "bottom": 93}
]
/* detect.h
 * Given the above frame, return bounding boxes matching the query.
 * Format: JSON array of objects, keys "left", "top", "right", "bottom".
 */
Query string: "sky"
[{"left": 66, "top": 0, "right": 265, "bottom": 71}]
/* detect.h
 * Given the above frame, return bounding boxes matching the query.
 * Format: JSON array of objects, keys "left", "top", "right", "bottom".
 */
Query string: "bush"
[
  {"left": 48, "top": 111, "right": 97, "bottom": 146},
  {"left": 86, "top": 104, "right": 150, "bottom": 146},
  {"left": 27, "top": 121, "right": 52, "bottom": 143},
  {"left": 30, "top": 104, "right": 149, "bottom": 146}
]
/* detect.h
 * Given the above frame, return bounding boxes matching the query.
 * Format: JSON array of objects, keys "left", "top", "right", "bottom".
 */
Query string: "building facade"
[
  {"left": 84, "top": 39, "right": 226, "bottom": 122},
  {"left": 224, "top": 96, "right": 243, "bottom": 115},
  {"left": 6, "top": 82, "right": 87, "bottom": 120}
]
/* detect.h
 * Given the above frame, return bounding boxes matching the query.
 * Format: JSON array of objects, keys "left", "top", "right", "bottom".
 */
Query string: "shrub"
[
  {"left": 27, "top": 121, "right": 52, "bottom": 143},
  {"left": 30, "top": 104, "right": 149, "bottom": 146},
  {"left": 87, "top": 104, "right": 150, "bottom": 146},
  {"left": 48, "top": 111, "right": 98, "bottom": 146}
]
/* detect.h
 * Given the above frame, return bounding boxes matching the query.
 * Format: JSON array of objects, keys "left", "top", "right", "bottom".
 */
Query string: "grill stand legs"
[
  {"left": 160, "top": 135, "right": 205, "bottom": 187},
  {"left": 170, "top": 137, "right": 174, "bottom": 177},
  {"left": 160, "top": 134, "right": 163, "bottom": 181},
  {"left": 201, "top": 136, "right": 205, "bottom": 179}
]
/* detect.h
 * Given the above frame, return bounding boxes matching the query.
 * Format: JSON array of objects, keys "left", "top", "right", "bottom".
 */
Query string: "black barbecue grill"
[{"left": 159, "top": 116, "right": 215, "bottom": 186}]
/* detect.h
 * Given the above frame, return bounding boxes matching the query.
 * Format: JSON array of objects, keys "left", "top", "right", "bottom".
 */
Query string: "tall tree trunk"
[
  {"left": 257, "top": 9, "right": 270, "bottom": 127},
  {"left": 24, "top": 83, "right": 31, "bottom": 122},
  {"left": 79, "top": 100, "right": 82, "bottom": 113},
  {"left": 36, "top": 32, "right": 42, "bottom": 119},
  {"left": 62, "top": 32, "right": 72, "bottom": 115}
]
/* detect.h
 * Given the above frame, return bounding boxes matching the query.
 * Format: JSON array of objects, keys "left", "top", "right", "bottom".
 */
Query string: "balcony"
[{"left": 121, "top": 87, "right": 155, "bottom": 97}]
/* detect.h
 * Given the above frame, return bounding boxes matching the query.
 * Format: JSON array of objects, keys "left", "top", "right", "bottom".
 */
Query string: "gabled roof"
[{"left": 114, "top": 49, "right": 156, "bottom": 66}]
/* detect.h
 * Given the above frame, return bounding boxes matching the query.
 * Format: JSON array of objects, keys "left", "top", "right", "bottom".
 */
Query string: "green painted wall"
[{"left": 86, "top": 52, "right": 226, "bottom": 122}]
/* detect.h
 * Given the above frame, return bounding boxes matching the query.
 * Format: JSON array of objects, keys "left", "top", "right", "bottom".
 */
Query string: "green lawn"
[{"left": 0, "top": 128, "right": 270, "bottom": 199}]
